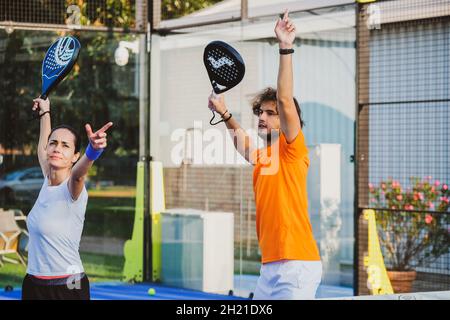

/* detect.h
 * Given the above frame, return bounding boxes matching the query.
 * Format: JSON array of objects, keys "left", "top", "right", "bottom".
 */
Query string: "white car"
[{"left": 0, "top": 167, "right": 44, "bottom": 206}]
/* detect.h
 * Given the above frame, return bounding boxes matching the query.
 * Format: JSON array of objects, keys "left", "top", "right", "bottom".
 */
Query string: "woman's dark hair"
[
  {"left": 251, "top": 87, "right": 305, "bottom": 128},
  {"left": 48, "top": 125, "right": 81, "bottom": 154}
]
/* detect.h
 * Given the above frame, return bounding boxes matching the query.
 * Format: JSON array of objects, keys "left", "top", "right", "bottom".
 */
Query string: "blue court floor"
[
  {"left": 233, "top": 274, "right": 353, "bottom": 299},
  {"left": 0, "top": 275, "right": 353, "bottom": 300}
]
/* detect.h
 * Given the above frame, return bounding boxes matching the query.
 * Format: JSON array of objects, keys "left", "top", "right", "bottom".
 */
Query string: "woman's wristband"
[{"left": 85, "top": 143, "right": 103, "bottom": 161}]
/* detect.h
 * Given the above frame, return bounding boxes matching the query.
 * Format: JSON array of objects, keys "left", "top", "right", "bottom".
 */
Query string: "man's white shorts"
[{"left": 253, "top": 260, "right": 322, "bottom": 300}]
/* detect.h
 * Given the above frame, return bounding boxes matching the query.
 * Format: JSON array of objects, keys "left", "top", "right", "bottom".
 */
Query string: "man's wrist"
[
  {"left": 278, "top": 42, "right": 293, "bottom": 50},
  {"left": 219, "top": 109, "right": 228, "bottom": 117}
]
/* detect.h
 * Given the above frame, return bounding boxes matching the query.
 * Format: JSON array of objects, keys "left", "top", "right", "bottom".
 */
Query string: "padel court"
[
  {"left": 1, "top": 0, "right": 450, "bottom": 301},
  {"left": 0, "top": 278, "right": 353, "bottom": 300}
]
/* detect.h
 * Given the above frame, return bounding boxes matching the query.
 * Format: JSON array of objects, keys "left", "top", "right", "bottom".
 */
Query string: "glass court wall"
[
  {"left": 0, "top": 1, "right": 142, "bottom": 288},
  {"left": 151, "top": 2, "right": 356, "bottom": 297}
]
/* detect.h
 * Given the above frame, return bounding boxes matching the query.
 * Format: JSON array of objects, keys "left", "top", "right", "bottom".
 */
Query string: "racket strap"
[
  {"left": 39, "top": 111, "right": 51, "bottom": 118},
  {"left": 210, "top": 110, "right": 232, "bottom": 126},
  {"left": 28, "top": 110, "right": 50, "bottom": 122}
]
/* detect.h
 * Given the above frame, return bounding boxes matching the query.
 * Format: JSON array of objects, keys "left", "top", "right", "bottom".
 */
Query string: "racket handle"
[
  {"left": 209, "top": 90, "right": 225, "bottom": 125},
  {"left": 28, "top": 94, "right": 46, "bottom": 121},
  {"left": 209, "top": 90, "right": 217, "bottom": 125},
  {"left": 29, "top": 110, "right": 41, "bottom": 121},
  {"left": 29, "top": 109, "right": 42, "bottom": 121},
  {"left": 32, "top": 94, "right": 47, "bottom": 114}
]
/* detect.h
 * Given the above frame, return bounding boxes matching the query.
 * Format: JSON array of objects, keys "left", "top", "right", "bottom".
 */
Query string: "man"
[{"left": 208, "top": 10, "right": 322, "bottom": 300}]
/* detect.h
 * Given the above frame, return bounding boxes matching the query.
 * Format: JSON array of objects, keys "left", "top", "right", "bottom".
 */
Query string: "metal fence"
[
  {"left": 356, "top": 0, "right": 450, "bottom": 295},
  {"left": 0, "top": 0, "right": 148, "bottom": 32}
]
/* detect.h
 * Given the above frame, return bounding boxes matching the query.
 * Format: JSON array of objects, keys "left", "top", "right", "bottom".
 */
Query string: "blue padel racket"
[
  {"left": 32, "top": 36, "right": 81, "bottom": 119},
  {"left": 203, "top": 41, "right": 245, "bottom": 125}
]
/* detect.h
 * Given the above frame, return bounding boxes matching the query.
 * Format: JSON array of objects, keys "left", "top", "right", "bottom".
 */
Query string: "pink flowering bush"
[{"left": 369, "top": 177, "right": 450, "bottom": 271}]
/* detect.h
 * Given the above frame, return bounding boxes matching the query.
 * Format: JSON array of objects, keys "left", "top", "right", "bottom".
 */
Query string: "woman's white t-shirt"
[{"left": 26, "top": 176, "right": 88, "bottom": 276}]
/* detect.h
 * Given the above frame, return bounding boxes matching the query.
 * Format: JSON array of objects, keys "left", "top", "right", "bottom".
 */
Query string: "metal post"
[
  {"left": 355, "top": 2, "right": 371, "bottom": 296},
  {"left": 138, "top": 1, "right": 152, "bottom": 282},
  {"left": 241, "top": 0, "right": 248, "bottom": 20},
  {"left": 152, "top": 0, "right": 161, "bottom": 31}
]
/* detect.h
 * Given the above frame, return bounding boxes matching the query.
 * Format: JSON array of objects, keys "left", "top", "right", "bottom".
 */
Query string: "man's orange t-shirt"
[{"left": 253, "top": 130, "right": 321, "bottom": 264}]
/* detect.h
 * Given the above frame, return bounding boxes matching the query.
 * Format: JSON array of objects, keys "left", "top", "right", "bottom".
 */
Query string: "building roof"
[{"left": 159, "top": 0, "right": 355, "bottom": 30}]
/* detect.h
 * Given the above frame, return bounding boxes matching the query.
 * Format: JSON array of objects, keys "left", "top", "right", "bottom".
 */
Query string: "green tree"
[
  {"left": 162, "top": 0, "right": 223, "bottom": 20},
  {"left": 1, "top": 0, "right": 220, "bottom": 169}
]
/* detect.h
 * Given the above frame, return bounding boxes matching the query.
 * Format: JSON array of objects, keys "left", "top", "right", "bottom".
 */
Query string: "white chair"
[{"left": 0, "top": 209, "right": 26, "bottom": 266}]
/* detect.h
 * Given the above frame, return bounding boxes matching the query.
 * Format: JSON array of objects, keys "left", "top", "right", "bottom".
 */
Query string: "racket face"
[
  {"left": 41, "top": 36, "right": 81, "bottom": 98},
  {"left": 203, "top": 41, "right": 245, "bottom": 94}
]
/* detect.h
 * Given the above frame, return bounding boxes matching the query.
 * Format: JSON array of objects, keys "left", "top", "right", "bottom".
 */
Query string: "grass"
[
  {"left": 83, "top": 196, "right": 135, "bottom": 239},
  {"left": 0, "top": 252, "right": 125, "bottom": 288},
  {"left": 0, "top": 187, "right": 133, "bottom": 289},
  {"left": 0, "top": 255, "right": 27, "bottom": 288},
  {"left": 0, "top": 186, "right": 132, "bottom": 289},
  {"left": 80, "top": 252, "right": 125, "bottom": 283},
  {"left": 85, "top": 186, "right": 136, "bottom": 239},
  {"left": 1, "top": 252, "right": 259, "bottom": 289},
  {"left": 1, "top": 186, "right": 261, "bottom": 288}
]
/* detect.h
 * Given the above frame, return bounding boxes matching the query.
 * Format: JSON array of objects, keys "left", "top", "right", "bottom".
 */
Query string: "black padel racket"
[
  {"left": 32, "top": 36, "right": 81, "bottom": 119},
  {"left": 203, "top": 41, "right": 245, "bottom": 125}
]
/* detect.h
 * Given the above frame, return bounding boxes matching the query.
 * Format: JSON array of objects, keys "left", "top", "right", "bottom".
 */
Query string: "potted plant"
[{"left": 369, "top": 177, "right": 450, "bottom": 293}]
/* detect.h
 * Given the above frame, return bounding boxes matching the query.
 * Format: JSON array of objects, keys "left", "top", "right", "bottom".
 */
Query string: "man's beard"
[{"left": 258, "top": 128, "right": 280, "bottom": 145}]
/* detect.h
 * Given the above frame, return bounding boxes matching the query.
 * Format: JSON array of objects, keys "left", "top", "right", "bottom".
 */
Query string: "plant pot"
[{"left": 387, "top": 270, "right": 417, "bottom": 293}]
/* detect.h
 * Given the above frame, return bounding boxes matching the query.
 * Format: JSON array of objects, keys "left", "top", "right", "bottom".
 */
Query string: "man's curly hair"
[{"left": 251, "top": 87, "right": 304, "bottom": 128}]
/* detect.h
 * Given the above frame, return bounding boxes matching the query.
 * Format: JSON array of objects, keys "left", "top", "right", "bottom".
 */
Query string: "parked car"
[{"left": 0, "top": 167, "right": 44, "bottom": 206}]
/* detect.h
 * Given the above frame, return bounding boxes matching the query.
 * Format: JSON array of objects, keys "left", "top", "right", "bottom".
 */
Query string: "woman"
[{"left": 22, "top": 97, "right": 113, "bottom": 300}]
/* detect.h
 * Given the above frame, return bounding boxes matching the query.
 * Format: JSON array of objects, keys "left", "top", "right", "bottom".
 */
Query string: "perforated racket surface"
[
  {"left": 203, "top": 41, "right": 245, "bottom": 124},
  {"left": 31, "top": 36, "right": 80, "bottom": 120},
  {"left": 41, "top": 36, "right": 81, "bottom": 100}
]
